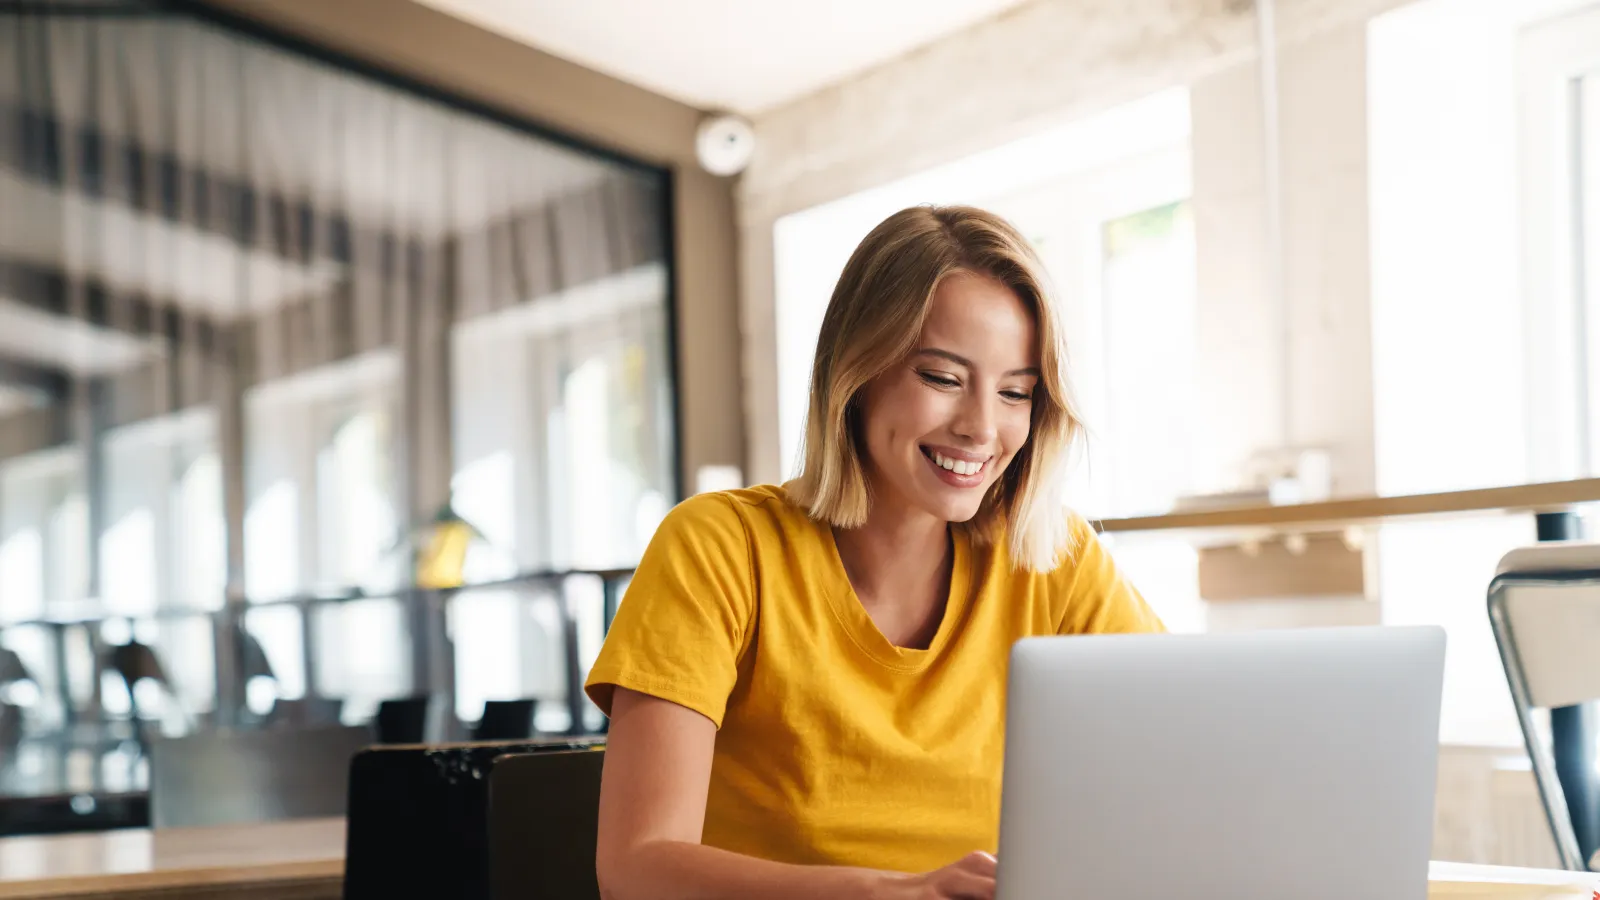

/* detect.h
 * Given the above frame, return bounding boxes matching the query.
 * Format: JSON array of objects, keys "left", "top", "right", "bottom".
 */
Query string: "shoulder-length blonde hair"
[{"left": 788, "top": 205, "right": 1083, "bottom": 573}]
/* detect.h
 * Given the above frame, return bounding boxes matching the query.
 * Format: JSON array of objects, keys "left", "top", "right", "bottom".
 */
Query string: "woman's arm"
[{"left": 595, "top": 688, "right": 997, "bottom": 900}]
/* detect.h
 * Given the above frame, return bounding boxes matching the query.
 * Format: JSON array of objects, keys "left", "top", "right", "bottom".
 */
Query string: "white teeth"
[{"left": 931, "top": 451, "right": 984, "bottom": 476}]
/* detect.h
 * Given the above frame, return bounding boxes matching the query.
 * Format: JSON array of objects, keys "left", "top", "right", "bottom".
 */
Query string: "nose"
[{"left": 951, "top": 390, "right": 999, "bottom": 447}]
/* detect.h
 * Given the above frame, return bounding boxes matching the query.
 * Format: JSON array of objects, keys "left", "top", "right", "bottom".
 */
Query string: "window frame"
[{"left": 1518, "top": 8, "right": 1600, "bottom": 480}]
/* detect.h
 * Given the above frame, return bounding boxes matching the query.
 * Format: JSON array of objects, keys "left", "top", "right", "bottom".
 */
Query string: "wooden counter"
[
  {"left": 0, "top": 819, "right": 1594, "bottom": 900},
  {"left": 0, "top": 817, "right": 342, "bottom": 900},
  {"left": 1096, "top": 477, "right": 1600, "bottom": 535}
]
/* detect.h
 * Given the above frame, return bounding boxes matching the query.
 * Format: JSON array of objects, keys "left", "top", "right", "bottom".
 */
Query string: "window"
[
  {"left": 244, "top": 479, "right": 299, "bottom": 601},
  {"left": 0, "top": 528, "right": 43, "bottom": 625},
  {"left": 47, "top": 492, "right": 87, "bottom": 610},
  {"left": 450, "top": 259, "right": 674, "bottom": 716},
  {"left": 1365, "top": 0, "right": 1600, "bottom": 747},
  {"left": 1097, "top": 200, "right": 1198, "bottom": 516},
  {"left": 172, "top": 453, "right": 225, "bottom": 610},
  {"left": 99, "top": 509, "right": 156, "bottom": 617},
  {"left": 1519, "top": 4, "right": 1600, "bottom": 483},
  {"left": 451, "top": 451, "right": 517, "bottom": 583},
  {"left": 316, "top": 409, "right": 398, "bottom": 591}
]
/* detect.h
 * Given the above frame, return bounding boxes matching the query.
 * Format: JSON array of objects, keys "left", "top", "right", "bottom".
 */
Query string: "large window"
[
  {"left": 1366, "top": 0, "right": 1600, "bottom": 747},
  {"left": 1095, "top": 200, "right": 1198, "bottom": 517},
  {"left": 1520, "top": 4, "right": 1600, "bottom": 482}
]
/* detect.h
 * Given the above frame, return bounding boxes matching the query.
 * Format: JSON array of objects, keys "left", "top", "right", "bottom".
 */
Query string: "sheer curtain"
[{"left": 0, "top": 3, "right": 672, "bottom": 734}]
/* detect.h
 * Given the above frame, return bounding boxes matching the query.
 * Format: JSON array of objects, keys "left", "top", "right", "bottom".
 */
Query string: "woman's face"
[{"left": 858, "top": 270, "right": 1040, "bottom": 526}]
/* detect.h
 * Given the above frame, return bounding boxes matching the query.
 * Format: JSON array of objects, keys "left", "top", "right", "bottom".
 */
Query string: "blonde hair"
[{"left": 789, "top": 205, "right": 1083, "bottom": 572}]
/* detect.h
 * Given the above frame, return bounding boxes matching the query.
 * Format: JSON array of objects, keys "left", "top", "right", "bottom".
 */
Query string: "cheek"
[
  {"left": 999, "top": 408, "right": 1034, "bottom": 459},
  {"left": 871, "top": 380, "right": 945, "bottom": 447}
]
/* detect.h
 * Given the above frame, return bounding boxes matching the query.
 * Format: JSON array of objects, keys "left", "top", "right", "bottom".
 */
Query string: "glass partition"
[{"left": 0, "top": 1, "right": 674, "bottom": 817}]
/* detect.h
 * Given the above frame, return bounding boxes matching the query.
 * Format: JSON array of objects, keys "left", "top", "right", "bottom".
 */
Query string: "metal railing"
[{"left": 0, "top": 566, "right": 633, "bottom": 749}]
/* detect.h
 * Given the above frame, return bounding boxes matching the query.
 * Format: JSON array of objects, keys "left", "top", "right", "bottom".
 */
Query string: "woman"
[{"left": 586, "top": 206, "right": 1164, "bottom": 900}]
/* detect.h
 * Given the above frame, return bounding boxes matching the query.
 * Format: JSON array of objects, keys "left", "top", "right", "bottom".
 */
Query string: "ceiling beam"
[
  {"left": 0, "top": 102, "right": 377, "bottom": 266},
  {"left": 0, "top": 354, "right": 69, "bottom": 402},
  {"left": 0, "top": 256, "right": 224, "bottom": 357}
]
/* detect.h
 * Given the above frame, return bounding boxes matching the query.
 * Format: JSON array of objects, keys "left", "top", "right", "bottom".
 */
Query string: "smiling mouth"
[{"left": 921, "top": 447, "right": 990, "bottom": 478}]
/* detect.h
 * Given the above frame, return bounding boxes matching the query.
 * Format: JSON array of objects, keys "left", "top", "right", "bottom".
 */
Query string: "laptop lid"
[{"left": 996, "top": 626, "right": 1445, "bottom": 900}]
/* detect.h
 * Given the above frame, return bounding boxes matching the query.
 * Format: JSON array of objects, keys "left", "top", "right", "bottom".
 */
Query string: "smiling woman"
[{"left": 585, "top": 206, "right": 1164, "bottom": 900}]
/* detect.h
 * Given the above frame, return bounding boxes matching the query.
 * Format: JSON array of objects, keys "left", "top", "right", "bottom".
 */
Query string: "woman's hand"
[{"left": 878, "top": 852, "right": 997, "bottom": 900}]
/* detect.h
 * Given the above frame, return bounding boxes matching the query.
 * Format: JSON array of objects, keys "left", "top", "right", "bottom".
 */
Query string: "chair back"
[
  {"left": 472, "top": 699, "right": 538, "bottom": 742},
  {"left": 266, "top": 695, "right": 345, "bottom": 729},
  {"left": 0, "top": 647, "right": 30, "bottom": 685},
  {"left": 238, "top": 628, "right": 277, "bottom": 683},
  {"left": 488, "top": 748, "right": 605, "bottom": 900},
  {"left": 1490, "top": 541, "right": 1600, "bottom": 871},
  {"left": 374, "top": 696, "right": 431, "bottom": 744},
  {"left": 106, "top": 640, "right": 172, "bottom": 691},
  {"left": 0, "top": 701, "right": 21, "bottom": 748}
]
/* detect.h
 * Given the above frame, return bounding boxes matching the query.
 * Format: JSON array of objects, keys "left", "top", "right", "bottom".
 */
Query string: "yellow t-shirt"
[{"left": 584, "top": 484, "right": 1163, "bottom": 873}]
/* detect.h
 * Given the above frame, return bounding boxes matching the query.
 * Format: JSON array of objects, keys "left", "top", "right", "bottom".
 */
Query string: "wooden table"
[
  {"left": 0, "top": 821, "right": 1595, "bottom": 900},
  {"left": 0, "top": 817, "right": 342, "bottom": 900}
]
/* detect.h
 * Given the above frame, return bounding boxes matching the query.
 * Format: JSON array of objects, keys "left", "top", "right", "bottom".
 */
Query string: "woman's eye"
[
  {"left": 919, "top": 372, "right": 959, "bottom": 388},
  {"left": 1002, "top": 390, "right": 1033, "bottom": 402}
]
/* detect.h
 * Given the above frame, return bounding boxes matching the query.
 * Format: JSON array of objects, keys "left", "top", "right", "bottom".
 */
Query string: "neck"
[{"left": 832, "top": 493, "right": 950, "bottom": 606}]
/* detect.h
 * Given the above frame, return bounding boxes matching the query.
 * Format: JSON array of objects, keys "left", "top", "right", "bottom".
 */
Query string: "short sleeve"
[
  {"left": 584, "top": 493, "right": 756, "bottom": 727},
  {"left": 1055, "top": 513, "right": 1166, "bottom": 635}
]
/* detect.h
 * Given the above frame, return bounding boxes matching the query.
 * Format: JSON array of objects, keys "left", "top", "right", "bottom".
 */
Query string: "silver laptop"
[{"left": 997, "top": 626, "right": 1446, "bottom": 900}]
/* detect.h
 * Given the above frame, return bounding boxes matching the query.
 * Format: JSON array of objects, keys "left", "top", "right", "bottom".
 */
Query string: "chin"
[{"left": 917, "top": 495, "right": 985, "bottom": 524}]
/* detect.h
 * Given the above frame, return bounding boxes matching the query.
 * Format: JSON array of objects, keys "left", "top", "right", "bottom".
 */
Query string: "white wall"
[{"left": 1191, "top": 20, "right": 1377, "bottom": 498}]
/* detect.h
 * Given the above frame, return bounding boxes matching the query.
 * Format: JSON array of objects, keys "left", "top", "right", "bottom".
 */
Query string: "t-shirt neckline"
[{"left": 815, "top": 518, "right": 972, "bottom": 672}]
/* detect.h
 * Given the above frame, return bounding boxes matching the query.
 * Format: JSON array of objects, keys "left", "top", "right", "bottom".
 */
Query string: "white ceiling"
[{"left": 413, "top": 0, "right": 1036, "bottom": 114}]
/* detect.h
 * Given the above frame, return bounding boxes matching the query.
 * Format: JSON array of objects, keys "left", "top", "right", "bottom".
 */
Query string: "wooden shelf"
[{"left": 1095, "top": 478, "right": 1600, "bottom": 534}]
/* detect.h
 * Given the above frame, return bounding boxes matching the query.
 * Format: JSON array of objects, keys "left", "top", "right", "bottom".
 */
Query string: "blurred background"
[{"left": 1, "top": 0, "right": 1598, "bottom": 868}]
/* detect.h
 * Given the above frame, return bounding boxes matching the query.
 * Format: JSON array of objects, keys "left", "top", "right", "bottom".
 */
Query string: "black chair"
[
  {"left": 373, "top": 696, "right": 432, "bottom": 744},
  {"left": 0, "top": 646, "right": 30, "bottom": 685},
  {"left": 0, "top": 648, "right": 35, "bottom": 745},
  {"left": 104, "top": 640, "right": 186, "bottom": 746},
  {"left": 343, "top": 738, "right": 601, "bottom": 900},
  {"left": 265, "top": 695, "right": 345, "bottom": 729},
  {"left": 239, "top": 627, "right": 278, "bottom": 686},
  {"left": 471, "top": 699, "right": 538, "bottom": 742},
  {"left": 105, "top": 640, "right": 177, "bottom": 718},
  {"left": 0, "top": 701, "right": 22, "bottom": 750}
]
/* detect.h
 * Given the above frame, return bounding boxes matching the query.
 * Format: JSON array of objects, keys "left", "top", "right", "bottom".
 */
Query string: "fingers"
[
  {"left": 936, "top": 852, "right": 997, "bottom": 899},
  {"left": 958, "top": 851, "right": 997, "bottom": 876},
  {"left": 936, "top": 868, "right": 995, "bottom": 899}
]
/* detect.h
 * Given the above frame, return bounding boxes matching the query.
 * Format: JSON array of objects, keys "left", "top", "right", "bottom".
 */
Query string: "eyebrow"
[{"left": 914, "top": 348, "right": 1040, "bottom": 378}]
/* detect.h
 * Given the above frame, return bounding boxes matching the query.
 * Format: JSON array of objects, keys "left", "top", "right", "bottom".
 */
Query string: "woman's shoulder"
[{"left": 653, "top": 483, "right": 814, "bottom": 548}]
